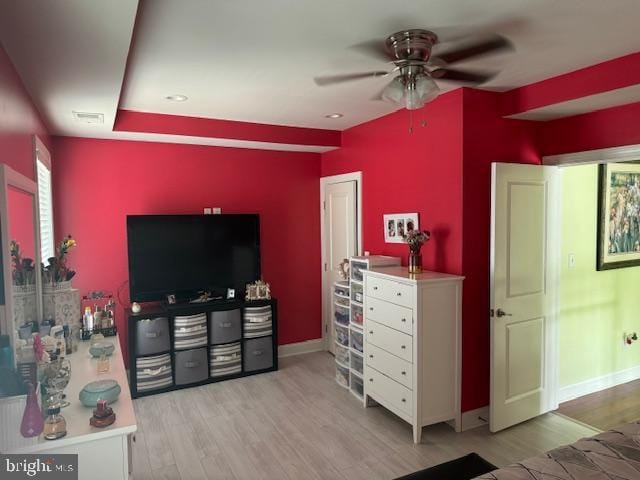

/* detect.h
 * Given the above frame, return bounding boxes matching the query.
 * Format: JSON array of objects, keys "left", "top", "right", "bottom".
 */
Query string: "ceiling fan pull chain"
[
  {"left": 421, "top": 108, "right": 427, "bottom": 128},
  {"left": 408, "top": 109, "right": 413, "bottom": 134}
]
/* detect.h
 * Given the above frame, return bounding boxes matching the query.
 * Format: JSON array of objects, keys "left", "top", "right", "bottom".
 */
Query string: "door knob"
[{"left": 496, "top": 308, "right": 512, "bottom": 318}]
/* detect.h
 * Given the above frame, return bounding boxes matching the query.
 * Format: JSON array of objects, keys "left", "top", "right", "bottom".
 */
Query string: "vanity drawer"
[
  {"left": 244, "top": 336, "right": 274, "bottom": 372},
  {"left": 367, "top": 367, "right": 412, "bottom": 418},
  {"left": 366, "top": 320, "right": 413, "bottom": 363},
  {"left": 209, "top": 309, "right": 242, "bottom": 345},
  {"left": 366, "top": 343, "right": 413, "bottom": 389},
  {"left": 366, "top": 276, "right": 414, "bottom": 308},
  {"left": 135, "top": 317, "right": 170, "bottom": 356},
  {"left": 174, "top": 348, "right": 208, "bottom": 386},
  {"left": 365, "top": 297, "right": 413, "bottom": 335}
]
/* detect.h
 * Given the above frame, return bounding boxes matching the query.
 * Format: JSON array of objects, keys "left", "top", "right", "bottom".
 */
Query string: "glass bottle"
[
  {"left": 97, "top": 353, "right": 110, "bottom": 373},
  {"left": 43, "top": 406, "right": 67, "bottom": 440},
  {"left": 20, "top": 383, "right": 44, "bottom": 438}
]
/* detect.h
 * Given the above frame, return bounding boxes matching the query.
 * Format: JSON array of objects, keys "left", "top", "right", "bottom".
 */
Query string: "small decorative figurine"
[
  {"left": 90, "top": 399, "right": 116, "bottom": 428},
  {"left": 131, "top": 302, "right": 141, "bottom": 314},
  {"left": 337, "top": 258, "right": 350, "bottom": 280}
]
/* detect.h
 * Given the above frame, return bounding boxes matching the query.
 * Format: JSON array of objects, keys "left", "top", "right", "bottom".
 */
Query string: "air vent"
[{"left": 72, "top": 111, "right": 104, "bottom": 124}]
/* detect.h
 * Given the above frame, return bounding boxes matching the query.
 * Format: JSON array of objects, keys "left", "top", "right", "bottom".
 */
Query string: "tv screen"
[{"left": 127, "top": 214, "right": 260, "bottom": 302}]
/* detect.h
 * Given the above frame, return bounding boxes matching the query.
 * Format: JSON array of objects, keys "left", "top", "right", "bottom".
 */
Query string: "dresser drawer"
[
  {"left": 366, "top": 319, "right": 413, "bottom": 363},
  {"left": 366, "top": 343, "right": 413, "bottom": 389},
  {"left": 367, "top": 367, "right": 412, "bottom": 417},
  {"left": 366, "top": 275, "right": 414, "bottom": 308},
  {"left": 365, "top": 297, "right": 413, "bottom": 335}
]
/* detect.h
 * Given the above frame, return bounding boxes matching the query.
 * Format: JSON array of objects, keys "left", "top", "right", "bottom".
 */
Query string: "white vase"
[{"left": 12, "top": 284, "right": 36, "bottom": 295}]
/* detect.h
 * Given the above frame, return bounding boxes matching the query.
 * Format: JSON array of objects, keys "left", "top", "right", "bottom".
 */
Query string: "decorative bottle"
[{"left": 20, "top": 383, "right": 44, "bottom": 438}]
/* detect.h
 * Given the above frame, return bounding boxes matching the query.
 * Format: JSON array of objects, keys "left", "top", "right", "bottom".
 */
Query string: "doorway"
[{"left": 320, "top": 172, "right": 362, "bottom": 354}]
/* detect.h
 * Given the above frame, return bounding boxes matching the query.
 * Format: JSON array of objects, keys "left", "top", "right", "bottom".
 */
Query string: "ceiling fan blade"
[
  {"left": 314, "top": 71, "right": 389, "bottom": 86},
  {"left": 430, "top": 68, "right": 496, "bottom": 84},
  {"left": 349, "top": 39, "right": 391, "bottom": 62},
  {"left": 433, "top": 35, "right": 513, "bottom": 64}
]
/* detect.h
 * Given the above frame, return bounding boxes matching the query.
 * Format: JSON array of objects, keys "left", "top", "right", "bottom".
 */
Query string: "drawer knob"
[
  {"left": 401, "top": 345, "right": 406, "bottom": 349},
  {"left": 369, "top": 378, "right": 373, "bottom": 382},
  {"left": 401, "top": 371, "right": 406, "bottom": 375},
  {"left": 369, "top": 354, "right": 373, "bottom": 359},
  {"left": 396, "top": 292, "right": 402, "bottom": 297},
  {"left": 373, "top": 286, "right": 378, "bottom": 290},
  {"left": 401, "top": 398, "right": 406, "bottom": 403},
  {"left": 401, "top": 318, "right": 406, "bottom": 323},
  {"left": 220, "top": 322, "right": 232, "bottom": 328},
  {"left": 369, "top": 331, "right": 374, "bottom": 334},
  {"left": 145, "top": 332, "right": 160, "bottom": 338},
  {"left": 369, "top": 307, "right": 373, "bottom": 311}
]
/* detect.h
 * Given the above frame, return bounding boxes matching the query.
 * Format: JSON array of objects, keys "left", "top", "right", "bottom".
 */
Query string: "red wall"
[
  {"left": 0, "top": 43, "right": 50, "bottom": 180},
  {"left": 322, "top": 89, "right": 464, "bottom": 274},
  {"left": 8, "top": 186, "right": 37, "bottom": 260},
  {"left": 52, "top": 137, "right": 322, "bottom": 357}
]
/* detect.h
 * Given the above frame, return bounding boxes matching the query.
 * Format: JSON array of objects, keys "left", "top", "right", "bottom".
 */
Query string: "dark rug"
[{"left": 395, "top": 453, "right": 496, "bottom": 480}]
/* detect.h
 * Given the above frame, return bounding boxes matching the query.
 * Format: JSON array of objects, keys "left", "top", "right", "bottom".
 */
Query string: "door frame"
[
  {"left": 320, "top": 172, "right": 363, "bottom": 351},
  {"left": 489, "top": 163, "right": 562, "bottom": 428}
]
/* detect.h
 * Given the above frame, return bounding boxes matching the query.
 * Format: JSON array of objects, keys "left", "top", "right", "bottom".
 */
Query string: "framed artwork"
[
  {"left": 597, "top": 163, "right": 640, "bottom": 270},
  {"left": 383, "top": 213, "right": 419, "bottom": 243}
]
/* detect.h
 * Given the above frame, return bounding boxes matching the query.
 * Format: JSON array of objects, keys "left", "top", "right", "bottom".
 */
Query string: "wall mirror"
[{"left": 0, "top": 164, "right": 43, "bottom": 363}]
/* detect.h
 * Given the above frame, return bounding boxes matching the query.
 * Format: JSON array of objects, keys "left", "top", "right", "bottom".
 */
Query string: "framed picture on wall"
[
  {"left": 383, "top": 213, "right": 419, "bottom": 243},
  {"left": 597, "top": 162, "right": 640, "bottom": 270}
]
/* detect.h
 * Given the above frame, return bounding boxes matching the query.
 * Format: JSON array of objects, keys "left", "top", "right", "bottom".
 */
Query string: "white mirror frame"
[{"left": 0, "top": 164, "right": 43, "bottom": 361}]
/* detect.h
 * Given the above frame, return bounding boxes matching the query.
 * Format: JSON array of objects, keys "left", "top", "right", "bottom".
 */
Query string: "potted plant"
[
  {"left": 42, "top": 235, "right": 77, "bottom": 292},
  {"left": 403, "top": 229, "right": 431, "bottom": 273},
  {"left": 10, "top": 240, "right": 36, "bottom": 293}
]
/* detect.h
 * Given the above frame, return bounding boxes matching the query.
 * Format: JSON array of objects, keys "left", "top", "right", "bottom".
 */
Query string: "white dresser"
[{"left": 362, "top": 267, "right": 464, "bottom": 443}]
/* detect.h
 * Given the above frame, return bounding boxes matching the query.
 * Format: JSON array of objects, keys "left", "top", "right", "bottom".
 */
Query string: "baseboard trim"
[
  {"left": 460, "top": 406, "right": 489, "bottom": 431},
  {"left": 559, "top": 365, "right": 640, "bottom": 403},
  {"left": 278, "top": 338, "right": 325, "bottom": 358}
]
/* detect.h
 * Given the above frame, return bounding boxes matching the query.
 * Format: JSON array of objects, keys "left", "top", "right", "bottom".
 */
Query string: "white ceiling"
[{"left": 2, "top": 0, "right": 640, "bottom": 142}]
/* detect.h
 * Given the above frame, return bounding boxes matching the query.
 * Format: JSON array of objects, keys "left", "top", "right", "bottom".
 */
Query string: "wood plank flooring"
[
  {"left": 132, "top": 352, "right": 596, "bottom": 480},
  {"left": 556, "top": 378, "right": 640, "bottom": 432}
]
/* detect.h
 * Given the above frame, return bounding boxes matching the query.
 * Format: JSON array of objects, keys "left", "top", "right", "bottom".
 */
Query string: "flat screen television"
[{"left": 127, "top": 214, "right": 260, "bottom": 302}]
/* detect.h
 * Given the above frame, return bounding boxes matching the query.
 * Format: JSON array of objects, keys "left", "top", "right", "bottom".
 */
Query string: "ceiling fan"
[{"left": 314, "top": 29, "right": 513, "bottom": 110}]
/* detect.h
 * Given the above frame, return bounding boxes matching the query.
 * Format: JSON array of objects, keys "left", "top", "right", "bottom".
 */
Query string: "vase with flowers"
[
  {"left": 42, "top": 235, "right": 77, "bottom": 291},
  {"left": 10, "top": 240, "right": 36, "bottom": 293},
  {"left": 403, "top": 229, "right": 431, "bottom": 273}
]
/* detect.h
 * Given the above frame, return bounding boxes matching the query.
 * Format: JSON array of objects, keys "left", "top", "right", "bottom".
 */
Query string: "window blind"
[{"left": 37, "top": 157, "right": 54, "bottom": 263}]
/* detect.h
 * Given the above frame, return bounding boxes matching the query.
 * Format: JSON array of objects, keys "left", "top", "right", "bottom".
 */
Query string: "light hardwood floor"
[
  {"left": 132, "top": 352, "right": 596, "bottom": 480},
  {"left": 557, "top": 378, "right": 640, "bottom": 432}
]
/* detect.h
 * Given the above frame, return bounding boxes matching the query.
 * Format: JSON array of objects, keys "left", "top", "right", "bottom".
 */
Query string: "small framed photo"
[
  {"left": 226, "top": 288, "right": 235, "bottom": 299},
  {"left": 166, "top": 294, "right": 176, "bottom": 305},
  {"left": 384, "top": 213, "right": 419, "bottom": 243}
]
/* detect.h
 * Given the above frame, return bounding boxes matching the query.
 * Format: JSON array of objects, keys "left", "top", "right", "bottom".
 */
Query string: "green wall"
[{"left": 560, "top": 164, "right": 640, "bottom": 387}]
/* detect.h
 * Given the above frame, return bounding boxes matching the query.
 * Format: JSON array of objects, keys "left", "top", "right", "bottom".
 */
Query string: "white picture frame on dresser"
[{"left": 362, "top": 267, "right": 464, "bottom": 443}]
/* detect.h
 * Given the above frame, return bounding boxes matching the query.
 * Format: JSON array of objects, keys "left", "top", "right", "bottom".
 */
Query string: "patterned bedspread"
[{"left": 475, "top": 422, "right": 640, "bottom": 479}]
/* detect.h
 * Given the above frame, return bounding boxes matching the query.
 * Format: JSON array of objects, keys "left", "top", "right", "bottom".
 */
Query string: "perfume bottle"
[
  {"left": 97, "top": 354, "right": 110, "bottom": 373},
  {"left": 20, "top": 383, "right": 44, "bottom": 438},
  {"left": 43, "top": 405, "right": 67, "bottom": 440},
  {"left": 90, "top": 399, "right": 116, "bottom": 428}
]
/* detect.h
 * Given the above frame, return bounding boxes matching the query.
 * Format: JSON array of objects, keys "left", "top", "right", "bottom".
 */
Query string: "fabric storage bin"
[
  {"left": 174, "top": 348, "right": 208, "bottom": 385},
  {"left": 243, "top": 306, "right": 272, "bottom": 338},
  {"left": 135, "top": 317, "right": 170, "bottom": 356},
  {"left": 351, "top": 373, "right": 363, "bottom": 398},
  {"left": 335, "top": 343, "right": 350, "bottom": 366},
  {"left": 350, "top": 351, "right": 363, "bottom": 375},
  {"left": 209, "top": 309, "right": 241, "bottom": 345},
  {"left": 210, "top": 342, "right": 241, "bottom": 377},
  {"left": 334, "top": 304, "right": 349, "bottom": 326},
  {"left": 335, "top": 324, "right": 349, "bottom": 346},
  {"left": 351, "top": 304, "right": 363, "bottom": 327},
  {"left": 174, "top": 313, "right": 208, "bottom": 350},
  {"left": 136, "top": 353, "right": 172, "bottom": 392},
  {"left": 336, "top": 364, "right": 349, "bottom": 387},
  {"left": 351, "top": 328, "right": 363, "bottom": 353},
  {"left": 243, "top": 336, "right": 273, "bottom": 372}
]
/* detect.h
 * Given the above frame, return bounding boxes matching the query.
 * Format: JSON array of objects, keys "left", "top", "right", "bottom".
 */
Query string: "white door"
[
  {"left": 323, "top": 180, "right": 357, "bottom": 354},
  {"left": 490, "top": 162, "right": 559, "bottom": 432}
]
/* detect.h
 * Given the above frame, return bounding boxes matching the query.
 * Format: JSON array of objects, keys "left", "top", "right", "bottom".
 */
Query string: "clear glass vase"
[{"left": 408, "top": 252, "right": 423, "bottom": 273}]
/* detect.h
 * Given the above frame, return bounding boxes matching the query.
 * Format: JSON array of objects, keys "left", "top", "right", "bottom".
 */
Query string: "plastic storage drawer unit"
[
  {"left": 135, "top": 317, "right": 170, "bottom": 356},
  {"left": 174, "top": 348, "right": 208, "bottom": 386},
  {"left": 209, "top": 309, "right": 241, "bottom": 345},
  {"left": 243, "top": 336, "right": 273, "bottom": 372}
]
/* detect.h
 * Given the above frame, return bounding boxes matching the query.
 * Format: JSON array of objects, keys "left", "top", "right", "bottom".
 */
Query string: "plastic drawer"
[
  {"left": 351, "top": 328, "right": 363, "bottom": 353},
  {"left": 135, "top": 317, "right": 170, "bottom": 356},
  {"left": 209, "top": 309, "right": 242, "bottom": 344},
  {"left": 350, "top": 351, "right": 363, "bottom": 375},
  {"left": 334, "top": 343, "right": 350, "bottom": 366},
  {"left": 136, "top": 353, "right": 172, "bottom": 392},
  {"left": 243, "top": 336, "right": 274, "bottom": 372},
  {"left": 174, "top": 348, "right": 208, "bottom": 386},
  {"left": 334, "top": 282, "right": 350, "bottom": 297},
  {"left": 336, "top": 363, "right": 349, "bottom": 388},
  {"left": 351, "top": 304, "right": 363, "bottom": 327},
  {"left": 351, "top": 261, "right": 366, "bottom": 282},
  {"left": 351, "top": 373, "right": 364, "bottom": 398},
  {"left": 335, "top": 324, "right": 349, "bottom": 347},
  {"left": 351, "top": 282, "right": 363, "bottom": 304},
  {"left": 334, "top": 304, "right": 349, "bottom": 326}
]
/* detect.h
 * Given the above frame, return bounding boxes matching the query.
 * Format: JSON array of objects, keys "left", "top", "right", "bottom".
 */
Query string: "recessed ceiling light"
[
  {"left": 325, "top": 113, "right": 343, "bottom": 119},
  {"left": 166, "top": 94, "right": 188, "bottom": 102}
]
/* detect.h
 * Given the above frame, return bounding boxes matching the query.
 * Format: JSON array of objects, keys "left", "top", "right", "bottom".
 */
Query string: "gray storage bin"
[
  {"left": 174, "top": 348, "right": 208, "bottom": 385},
  {"left": 209, "top": 309, "right": 241, "bottom": 345},
  {"left": 243, "top": 336, "right": 273, "bottom": 372},
  {"left": 136, "top": 317, "right": 170, "bottom": 356}
]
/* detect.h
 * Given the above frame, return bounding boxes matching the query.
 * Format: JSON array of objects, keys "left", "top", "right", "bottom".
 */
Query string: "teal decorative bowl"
[
  {"left": 89, "top": 342, "right": 115, "bottom": 358},
  {"left": 79, "top": 379, "right": 121, "bottom": 407}
]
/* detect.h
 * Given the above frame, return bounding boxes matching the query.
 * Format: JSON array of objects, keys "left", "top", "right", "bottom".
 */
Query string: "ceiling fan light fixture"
[
  {"left": 415, "top": 74, "right": 440, "bottom": 103},
  {"left": 381, "top": 76, "right": 405, "bottom": 104}
]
